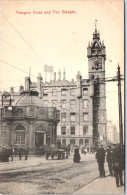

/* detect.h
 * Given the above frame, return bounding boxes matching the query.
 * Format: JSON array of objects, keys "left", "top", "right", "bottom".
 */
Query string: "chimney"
[
  {"left": 58, "top": 69, "right": 61, "bottom": 81},
  {"left": 63, "top": 68, "right": 66, "bottom": 80},
  {"left": 76, "top": 71, "right": 82, "bottom": 99},
  {"left": 37, "top": 73, "right": 42, "bottom": 98},
  {"left": 54, "top": 72, "right": 56, "bottom": 82},
  {"left": 19, "top": 85, "right": 24, "bottom": 93},
  {"left": 25, "top": 77, "right": 30, "bottom": 91},
  {"left": 10, "top": 87, "right": 14, "bottom": 93}
]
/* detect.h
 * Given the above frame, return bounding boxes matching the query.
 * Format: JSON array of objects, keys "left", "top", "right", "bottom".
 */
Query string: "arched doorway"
[{"left": 35, "top": 125, "right": 46, "bottom": 148}]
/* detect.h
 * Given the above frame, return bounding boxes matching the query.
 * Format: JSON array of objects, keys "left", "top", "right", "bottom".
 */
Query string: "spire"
[
  {"left": 93, "top": 19, "right": 100, "bottom": 40},
  {"left": 95, "top": 19, "right": 97, "bottom": 33}
]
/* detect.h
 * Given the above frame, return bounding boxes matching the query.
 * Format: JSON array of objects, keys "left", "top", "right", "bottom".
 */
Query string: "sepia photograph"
[{"left": 0, "top": 0, "right": 125, "bottom": 194}]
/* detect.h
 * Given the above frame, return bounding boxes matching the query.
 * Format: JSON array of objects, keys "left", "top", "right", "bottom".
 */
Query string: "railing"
[{"left": 2, "top": 106, "right": 60, "bottom": 121}]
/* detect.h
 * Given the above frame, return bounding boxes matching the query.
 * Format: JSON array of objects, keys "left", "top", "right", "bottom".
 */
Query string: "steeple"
[
  {"left": 87, "top": 21, "right": 106, "bottom": 59},
  {"left": 93, "top": 19, "right": 100, "bottom": 41}
]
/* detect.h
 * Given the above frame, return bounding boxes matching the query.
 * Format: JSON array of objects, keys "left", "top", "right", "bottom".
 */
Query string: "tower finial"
[{"left": 95, "top": 19, "right": 97, "bottom": 33}]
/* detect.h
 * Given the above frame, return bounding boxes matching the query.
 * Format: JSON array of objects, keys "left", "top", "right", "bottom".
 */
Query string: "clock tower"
[{"left": 87, "top": 25, "right": 107, "bottom": 147}]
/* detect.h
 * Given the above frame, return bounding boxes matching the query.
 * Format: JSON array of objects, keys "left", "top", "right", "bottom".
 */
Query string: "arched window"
[{"left": 14, "top": 124, "right": 26, "bottom": 144}]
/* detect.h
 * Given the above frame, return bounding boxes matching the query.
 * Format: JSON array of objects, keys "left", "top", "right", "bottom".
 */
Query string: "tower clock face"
[{"left": 92, "top": 58, "right": 102, "bottom": 70}]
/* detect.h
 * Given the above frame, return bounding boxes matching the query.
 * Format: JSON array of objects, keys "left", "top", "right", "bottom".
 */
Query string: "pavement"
[{"left": 75, "top": 172, "right": 125, "bottom": 194}]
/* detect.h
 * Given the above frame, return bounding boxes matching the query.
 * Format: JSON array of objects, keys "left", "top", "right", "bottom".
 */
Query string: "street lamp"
[{"left": 2, "top": 91, "right": 12, "bottom": 109}]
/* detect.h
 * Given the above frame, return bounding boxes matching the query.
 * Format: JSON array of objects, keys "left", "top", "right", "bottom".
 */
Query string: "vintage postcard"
[{"left": 0, "top": 0, "right": 125, "bottom": 194}]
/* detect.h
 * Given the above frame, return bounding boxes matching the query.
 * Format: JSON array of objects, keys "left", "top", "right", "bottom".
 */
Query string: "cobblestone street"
[
  {"left": 0, "top": 153, "right": 102, "bottom": 194},
  {"left": 0, "top": 153, "right": 124, "bottom": 194}
]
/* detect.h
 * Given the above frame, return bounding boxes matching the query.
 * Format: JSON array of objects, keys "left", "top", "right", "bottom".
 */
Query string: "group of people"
[
  {"left": 0, "top": 147, "right": 29, "bottom": 162},
  {"left": 73, "top": 143, "right": 124, "bottom": 188},
  {"left": 96, "top": 144, "right": 124, "bottom": 187}
]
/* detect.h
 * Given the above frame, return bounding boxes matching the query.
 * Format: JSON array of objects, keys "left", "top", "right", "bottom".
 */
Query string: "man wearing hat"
[
  {"left": 112, "top": 144, "right": 124, "bottom": 187},
  {"left": 96, "top": 144, "right": 106, "bottom": 178}
]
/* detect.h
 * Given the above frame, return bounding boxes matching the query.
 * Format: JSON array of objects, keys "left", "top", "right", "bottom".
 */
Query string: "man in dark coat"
[
  {"left": 73, "top": 146, "right": 81, "bottom": 163},
  {"left": 96, "top": 144, "right": 105, "bottom": 177},
  {"left": 106, "top": 145, "right": 113, "bottom": 176},
  {"left": 112, "top": 144, "right": 124, "bottom": 187},
  {"left": 19, "top": 148, "right": 22, "bottom": 160},
  {"left": 24, "top": 148, "right": 29, "bottom": 160}
]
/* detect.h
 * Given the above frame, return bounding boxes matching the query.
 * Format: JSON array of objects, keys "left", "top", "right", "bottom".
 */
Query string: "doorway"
[{"left": 35, "top": 133, "right": 44, "bottom": 148}]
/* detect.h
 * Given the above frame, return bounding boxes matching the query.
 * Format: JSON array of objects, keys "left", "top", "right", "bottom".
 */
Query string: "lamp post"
[{"left": 2, "top": 91, "right": 12, "bottom": 109}]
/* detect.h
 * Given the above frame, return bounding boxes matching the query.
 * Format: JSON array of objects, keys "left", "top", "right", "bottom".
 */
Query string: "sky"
[{"left": 0, "top": 0, "right": 124, "bottom": 131}]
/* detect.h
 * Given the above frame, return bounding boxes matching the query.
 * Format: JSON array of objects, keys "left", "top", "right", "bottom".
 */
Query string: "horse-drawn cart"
[{"left": 45, "top": 145, "right": 69, "bottom": 160}]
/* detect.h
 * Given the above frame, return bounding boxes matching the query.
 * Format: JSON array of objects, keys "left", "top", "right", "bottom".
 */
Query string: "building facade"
[
  {"left": 107, "top": 120, "right": 118, "bottom": 144},
  {"left": 0, "top": 27, "right": 107, "bottom": 150}
]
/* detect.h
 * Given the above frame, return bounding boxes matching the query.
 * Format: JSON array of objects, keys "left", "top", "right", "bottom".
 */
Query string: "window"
[
  {"left": 70, "top": 113, "right": 76, "bottom": 122},
  {"left": 70, "top": 89, "right": 75, "bottom": 96},
  {"left": 71, "top": 126, "right": 75, "bottom": 135},
  {"left": 83, "top": 88, "right": 88, "bottom": 96},
  {"left": 62, "top": 139, "right": 66, "bottom": 146},
  {"left": 61, "top": 100, "right": 66, "bottom": 108},
  {"left": 61, "top": 89, "right": 67, "bottom": 96},
  {"left": 83, "top": 113, "right": 88, "bottom": 121},
  {"left": 83, "top": 100, "right": 88, "bottom": 108},
  {"left": 70, "top": 100, "right": 76, "bottom": 109},
  {"left": 14, "top": 124, "right": 26, "bottom": 144},
  {"left": 52, "top": 89, "right": 57, "bottom": 96},
  {"left": 61, "top": 127, "right": 66, "bottom": 135},
  {"left": 70, "top": 139, "right": 75, "bottom": 145},
  {"left": 61, "top": 113, "right": 66, "bottom": 121},
  {"left": 85, "top": 139, "right": 89, "bottom": 146},
  {"left": 16, "top": 132, "right": 25, "bottom": 143},
  {"left": 70, "top": 113, "right": 76, "bottom": 121},
  {"left": 83, "top": 126, "right": 88, "bottom": 134},
  {"left": 79, "top": 139, "right": 83, "bottom": 146},
  {"left": 52, "top": 100, "right": 57, "bottom": 107},
  {"left": 43, "top": 89, "right": 48, "bottom": 96}
]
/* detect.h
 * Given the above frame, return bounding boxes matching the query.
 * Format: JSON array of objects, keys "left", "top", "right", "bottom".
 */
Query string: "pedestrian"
[
  {"left": 8, "top": 147, "right": 13, "bottom": 161},
  {"left": 106, "top": 145, "right": 113, "bottom": 176},
  {"left": 96, "top": 144, "right": 105, "bottom": 178},
  {"left": 112, "top": 144, "right": 124, "bottom": 187},
  {"left": 25, "top": 148, "right": 28, "bottom": 160},
  {"left": 19, "top": 148, "right": 22, "bottom": 160},
  {"left": 73, "top": 146, "right": 81, "bottom": 163}
]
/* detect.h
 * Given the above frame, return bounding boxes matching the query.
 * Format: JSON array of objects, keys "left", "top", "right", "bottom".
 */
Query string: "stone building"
[
  {"left": 0, "top": 27, "right": 107, "bottom": 150},
  {"left": 107, "top": 121, "right": 118, "bottom": 144},
  {"left": 1, "top": 78, "right": 60, "bottom": 152}
]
